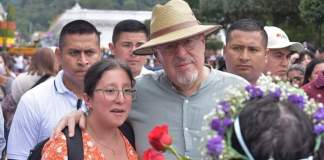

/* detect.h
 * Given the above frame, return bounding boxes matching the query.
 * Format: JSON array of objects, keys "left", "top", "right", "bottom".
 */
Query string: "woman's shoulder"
[{"left": 42, "top": 130, "right": 103, "bottom": 160}]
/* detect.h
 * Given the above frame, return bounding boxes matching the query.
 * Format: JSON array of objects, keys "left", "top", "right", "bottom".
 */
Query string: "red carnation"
[
  {"left": 148, "top": 124, "right": 173, "bottom": 151},
  {"left": 143, "top": 148, "right": 165, "bottom": 160}
]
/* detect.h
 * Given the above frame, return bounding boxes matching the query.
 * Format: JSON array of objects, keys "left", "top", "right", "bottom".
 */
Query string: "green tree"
[
  {"left": 6, "top": 2, "right": 16, "bottom": 21},
  {"left": 199, "top": 0, "right": 310, "bottom": 47},
  {"left": 124, "top": 0, "right": 137, "bottom": 10},
  {"left": 80, "top": 0, "right": 115, "bottom": 9},
  {"left": 299, "top": 0, "right": 324, "bottom": 46},
  {"left": 200, "top": 0, "right": 267, "bottom": 25}
]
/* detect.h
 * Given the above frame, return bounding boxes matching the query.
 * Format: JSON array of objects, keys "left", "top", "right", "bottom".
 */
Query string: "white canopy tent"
[{"left": 42, "top": 3, "right": 152, "bottom": 48}]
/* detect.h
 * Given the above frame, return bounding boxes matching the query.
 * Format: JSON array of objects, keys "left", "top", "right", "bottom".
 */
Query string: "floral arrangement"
[
  {"left": 200, "top": 75, "right": 324, "bottom": 159},
  {"left": 143, "top": 124, "right": 190, "bottom": 160}
]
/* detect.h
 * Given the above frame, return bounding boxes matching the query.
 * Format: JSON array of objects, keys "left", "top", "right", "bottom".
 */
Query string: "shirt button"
[
  {"left": 185, "top": 127, "right": 189, "bottom": 131},
  {"left": 184, "top": 99, "right": 189, "bottom": 103}
]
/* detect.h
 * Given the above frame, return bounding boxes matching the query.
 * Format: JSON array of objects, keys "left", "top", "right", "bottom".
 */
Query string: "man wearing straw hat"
[{"left": 54, "top": 0, "right": 248, "bottom": 159}]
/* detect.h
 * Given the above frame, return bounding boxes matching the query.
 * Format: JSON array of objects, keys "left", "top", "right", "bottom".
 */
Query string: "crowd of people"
[{"left": 0, "top": 0, "right": 322, "bottom": 159}]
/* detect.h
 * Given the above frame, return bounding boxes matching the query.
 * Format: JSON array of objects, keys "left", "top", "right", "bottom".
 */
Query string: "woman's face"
[
  {"left": 301, "top": 54, "right": 312, "bottom": 68},
  {"left": 310, "top": 63, "right": 324, "bottom": 81},
  {"left": 85, "top": 68, "right": 133, "bottom": 128}
]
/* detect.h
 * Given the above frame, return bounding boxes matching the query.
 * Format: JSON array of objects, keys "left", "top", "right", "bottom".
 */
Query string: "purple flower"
[
  {"left": 269, "top": 88, "right": 281, "bottom": 100},
  {"left": 207, "top": 135, "right": 224, "bottom": 157},
  {"left": 314, "top": 108, "right": 324, "bottom": 122},
  {"left": 245, "top": 85, "right": 263, "bottom": 99},
  {"left": 219, "top": 101, "right": 230, "bottom": 114},
  {"left": 211, "top": 118, "right": 224, "bottom": 135},
  {"left": 314, "top": 124, "right": 324, "bottom": 135},
  {"left": 211, "top": 118, "right": 221, "bottom": 131},
  {"left": 223, "top": 117, "right": 233, "bottom": 127},
  {"left": 211, "top": 118, "right": 233, "bottom": 135},
  {"left": 288, "top": 94, "right": 305, "bottom": 110}
]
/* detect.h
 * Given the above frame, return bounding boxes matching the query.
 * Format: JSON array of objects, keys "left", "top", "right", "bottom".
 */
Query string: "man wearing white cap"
[
  {"left": 264, "top": 26, "right": 304, "bottom": 80},
  {"left": 52, "top": 0, "right": 248, "bottom": 159}
]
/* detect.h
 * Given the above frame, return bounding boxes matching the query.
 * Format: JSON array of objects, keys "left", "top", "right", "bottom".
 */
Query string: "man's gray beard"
[{"left": 176, "top": 69, "right": 199, "bottom": 85}]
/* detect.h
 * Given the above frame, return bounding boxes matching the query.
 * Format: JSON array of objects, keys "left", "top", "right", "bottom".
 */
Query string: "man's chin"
[{"left": 130, "top": 67, "right": 142, "bottom": 75}]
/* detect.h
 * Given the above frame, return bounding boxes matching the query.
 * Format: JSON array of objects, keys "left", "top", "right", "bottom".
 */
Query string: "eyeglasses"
[
  {"left": 156, "top": 35, "right": 201, "bottom": 54},
  {"left": 95, "top": 88, "right": 136, "bottom": 99}
]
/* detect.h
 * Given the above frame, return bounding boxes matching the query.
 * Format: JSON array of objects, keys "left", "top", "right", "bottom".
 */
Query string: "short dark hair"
[
  {"left": 226, "top": 18, "right": 268, "bottom": 47},
  {"left": 112, "top": 19, "right": 149, "bottom": 44},
  {"left": 231, "top": 96, "right": 315, "bottom": 159},
  {"left": 84, "top": 59, "right": 135, "bottom": 97},
  {"left": 303, "top": 59, "right": 324, "bottom": 85},
  {"left": 59, "top": 20, "right": 100, "bottom": 49}
]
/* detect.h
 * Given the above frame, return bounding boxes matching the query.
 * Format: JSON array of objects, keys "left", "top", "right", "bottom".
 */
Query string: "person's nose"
[
  {"left": 281, "top": 56, "right": 289, "bottom": 67},
  {"left": 129, "top": 45, "right": 139, "bottom": 57},
  {"left": 114, "top": 90, "right": 125, "bottom": 103},
  {"left": 239, "top": 48, "right": 250, "bottom": 61},
  {"left": 78, "top": 53, "right": 89, "bottom": 66},
  {"left": 174, "top": 43, "right": 188, "bottom": 57}
]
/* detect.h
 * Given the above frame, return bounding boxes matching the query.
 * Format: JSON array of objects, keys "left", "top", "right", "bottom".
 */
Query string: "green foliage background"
[
  {"left": 0, "top": 0, "right": 168, "bottom": 41},
  {"left": 197, "top": 0, "right": 324, "bottom": 48},
  {"left": 0, "top": 0, "right": 323, "bottom": 47}
]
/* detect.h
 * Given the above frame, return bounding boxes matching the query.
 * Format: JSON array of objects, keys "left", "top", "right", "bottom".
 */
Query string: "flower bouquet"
[{"left": 200, "top": 75, "right": 324, "bottom": 159}]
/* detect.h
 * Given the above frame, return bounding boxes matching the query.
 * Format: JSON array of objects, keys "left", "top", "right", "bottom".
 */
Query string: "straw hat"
[
  {"left": 264, "top": 26, "right": 304, "bottom": 53},
  {"left": 133, "top": 0, "right": 222, "bottom": 55}
]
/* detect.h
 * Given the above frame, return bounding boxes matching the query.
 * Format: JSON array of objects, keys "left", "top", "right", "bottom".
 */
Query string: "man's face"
[
  {"left": 155, "top": 34, "right": 205, "bottom": 87},
  {"left": 109, "top": 32, "right": 148, "bottom": 77},
  {"left": 224, "top": 30, "right": 267, "bottom": 84},
  {"left": 264, "top": 47, "right": 291, "bottom": 80},
  {"left": 57, "top": 33, "right": 101, "bottom": 86}
]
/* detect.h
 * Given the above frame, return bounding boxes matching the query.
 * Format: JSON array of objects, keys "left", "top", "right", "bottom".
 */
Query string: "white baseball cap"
[{"left": 264, "top": 26, "right": 304, "bottom": 52}]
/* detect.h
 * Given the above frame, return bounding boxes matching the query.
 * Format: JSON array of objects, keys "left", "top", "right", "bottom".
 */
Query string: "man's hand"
[{"left": 51, "top": 110, "right": 86, "bottom": 139}]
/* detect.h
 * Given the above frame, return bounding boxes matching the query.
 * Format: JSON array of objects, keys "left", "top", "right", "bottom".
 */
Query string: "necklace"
[
  {"left": 92, "top": 136, "right": 117, "bottom": 156},
  {"left": 87, "top": 126, "right": 120, "bottom": 158}
]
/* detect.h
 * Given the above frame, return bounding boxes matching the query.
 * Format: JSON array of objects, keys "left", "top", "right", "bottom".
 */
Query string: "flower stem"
[
  {"left": 315, "top": 133, "right": 324, "bottom": 151},
  {"left": 166, "top": 145, "right": 183, "bottom": 159}
]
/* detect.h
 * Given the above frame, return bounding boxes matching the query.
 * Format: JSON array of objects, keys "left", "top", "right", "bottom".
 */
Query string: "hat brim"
[
  {"left": 133, "top": 24, "right": 222, "bottom": 55},
  {"left": 268, "top": 42, "right": 304, "bottom": 53}
]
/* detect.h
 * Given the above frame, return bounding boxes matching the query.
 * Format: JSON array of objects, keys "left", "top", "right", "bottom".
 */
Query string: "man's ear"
[
  {"left": 152, "top": 49, "right": 160, "bottom": 61},
  {"left": 200, "top": 34, "right": 205, "bottom": 44},
  {"left": 108, "top": 42, "right": 115, "bottom": 55},
  {"left": 265, "top": 48, "right": 270, "bottom": 64},
  {"left": 55, "top": 48, "right": 62, "bottom": 66}
]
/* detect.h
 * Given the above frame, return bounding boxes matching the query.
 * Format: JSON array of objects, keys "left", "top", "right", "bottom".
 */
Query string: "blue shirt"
[{"left": 7, "top": 71, "right": 84, "bottom": 160}]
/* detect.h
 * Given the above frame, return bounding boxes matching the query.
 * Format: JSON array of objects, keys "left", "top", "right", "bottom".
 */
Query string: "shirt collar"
[{"left": 54, "top": 70, "right": 71, "bottom": 94}]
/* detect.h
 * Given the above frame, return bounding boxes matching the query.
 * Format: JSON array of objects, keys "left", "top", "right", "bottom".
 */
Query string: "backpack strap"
[
  {"left": 62, "top": 125, "right": 83, "bottom": 160},
  {"left": 27, "top": 138, "right": 49, "bottom": 160},
  {"left": 30, "top": 74, "right": 51, "bottom": 89}
]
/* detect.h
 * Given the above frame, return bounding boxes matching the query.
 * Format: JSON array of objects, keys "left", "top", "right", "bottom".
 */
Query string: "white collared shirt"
[
  {"left": 136, "top": 66, "right": 155, "bottom": 78},
  {"left": 7, "top": 70, "right": 84, "bottom": 160}
]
